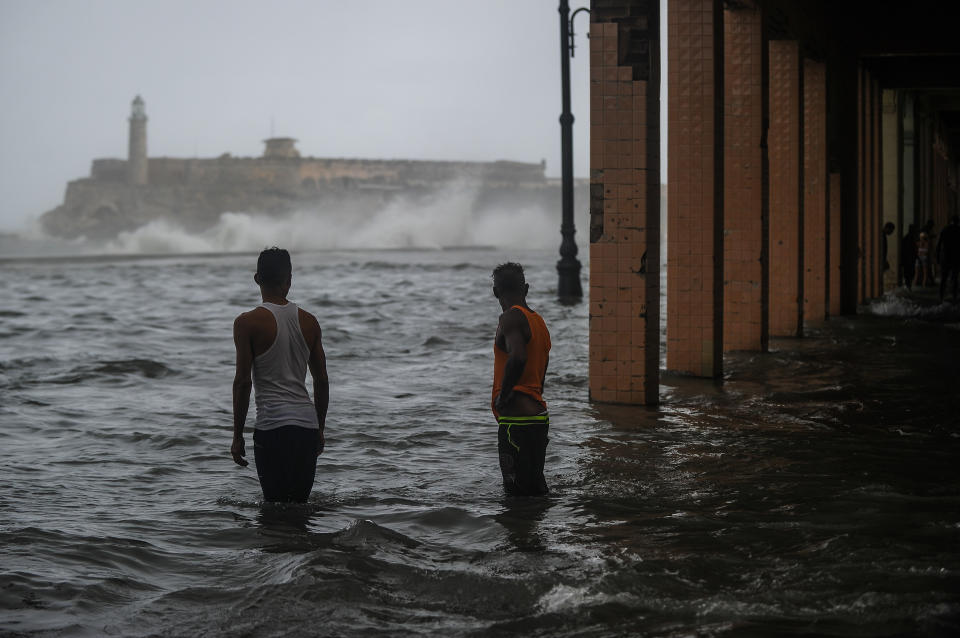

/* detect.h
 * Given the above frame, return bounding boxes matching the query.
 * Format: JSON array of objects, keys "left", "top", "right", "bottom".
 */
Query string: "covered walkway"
[{"left": 587, "top": 0, "right": 960, "bottom": 403}]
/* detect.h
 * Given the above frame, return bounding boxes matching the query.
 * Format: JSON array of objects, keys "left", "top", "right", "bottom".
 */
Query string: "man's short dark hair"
[
  {"left": 492, "top": 262, "right": 526, "bottom": 294},
  {"left": 257, "top": 247, "right": 291, "bottom": 286}
]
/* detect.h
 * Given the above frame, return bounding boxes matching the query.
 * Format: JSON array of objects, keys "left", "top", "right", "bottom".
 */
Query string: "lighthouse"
[{"left": 128, "top": 95, "right": 148, "bottom": 186}]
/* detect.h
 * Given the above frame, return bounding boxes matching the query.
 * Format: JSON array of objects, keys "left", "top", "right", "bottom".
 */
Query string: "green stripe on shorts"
[{"left": 497, "top": 414, "right": 549, "bottom": 426}]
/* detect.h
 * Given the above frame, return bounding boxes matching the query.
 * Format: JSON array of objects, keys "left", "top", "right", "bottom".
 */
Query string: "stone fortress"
[{"left": 41, "top": 96, "right": 580, "bottom": 239}]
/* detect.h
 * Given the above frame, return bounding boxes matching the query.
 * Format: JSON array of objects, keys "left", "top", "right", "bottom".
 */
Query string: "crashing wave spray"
[{"left": 102, "top": 180, "right": 579, "bottom": 254}]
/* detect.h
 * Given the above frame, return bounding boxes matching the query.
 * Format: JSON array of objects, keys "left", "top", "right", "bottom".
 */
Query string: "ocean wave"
[
  {"left": 94, "top": 182, "right": 563, "bottom": 255},
  {"left": 17, "top": 357, "right": 177, "bottom": 388},
  {"left": 90, "top": 358, "right": 175, "bottom": 379},
  {"left": 333, "top": 518, "right": 421, "bottom": 550}
]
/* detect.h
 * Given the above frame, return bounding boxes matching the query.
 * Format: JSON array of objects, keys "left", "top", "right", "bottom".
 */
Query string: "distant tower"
[
  {"left": 128, "top": 95, "right": 148, "bottom": 186},
  {"left": 262, "top": 137, "right": 300, "bottom": 159}
]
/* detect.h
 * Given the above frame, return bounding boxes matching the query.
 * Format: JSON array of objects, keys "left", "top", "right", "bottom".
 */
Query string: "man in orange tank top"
[{"left": 491, "top": 263, "right": 551, "bottom": 496}]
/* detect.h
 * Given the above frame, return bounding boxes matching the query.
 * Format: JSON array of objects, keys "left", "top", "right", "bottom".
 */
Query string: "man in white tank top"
[{"left": 231, "top": 247, "right": 329, "bottom": 503}]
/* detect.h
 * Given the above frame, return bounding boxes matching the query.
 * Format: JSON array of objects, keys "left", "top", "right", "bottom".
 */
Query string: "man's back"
[
  {"left": 492, "top": 304, "right": 551, "bottom": 418},
  {"left": 249, "top": 302, "right": 317, "bottom": 429},
  {"left": 231, "top": 247, "right": 328, "bottom": 503}
]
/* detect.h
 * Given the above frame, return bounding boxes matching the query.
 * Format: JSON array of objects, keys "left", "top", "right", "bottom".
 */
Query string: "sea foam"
[
  {"left": 102, "top": 181, "right": 577, "bottom": 254},
  {"left": 866, "top": 289, "right": 960, "bottom": 322}
]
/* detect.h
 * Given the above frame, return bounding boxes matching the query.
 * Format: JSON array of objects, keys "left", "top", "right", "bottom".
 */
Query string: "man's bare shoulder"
[
  {"left": 297, "top": 307, "right": 322, "bottom": 346},
  {"left": 499, "top": 306, "right": 529, "bottom": 330},
  {"left": 499, "top": 305, "right": 523, "bottom": 322},
  {"left": 234, "top": 307, "right": 272, "bottom": 332},
  {"left": 297, "top": 306, "right": 319, "bottom": 324},
  {"left": 235, "top": 306, "right": 269, "bottom": 323}
]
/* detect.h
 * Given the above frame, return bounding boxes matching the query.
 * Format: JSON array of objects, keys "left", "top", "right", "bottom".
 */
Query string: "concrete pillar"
[
  {"left": 587, "top": 7, "right": 661, "bottom": 405},
  {"left": 872, "top": 77, "right": 883, "bottom": 298},
  {"left": 768, "top": 40, "right": 802, "bottom": 336},
  {"left": 933, "top": 124, "right": 949, "bottom": 229},
  {"left": 829, "top": 172, "right": 842, "bottom": 315},
  {"left": 838, "top": 57, "right": 859, "bottom": 314},
  {"left": 863, "top": 71, "right": 876, "bottom": 301},
  {"left": 722, "top": 3, "right": 766, "bottom": 352},
  {"left": 902, "top": 94, "right": 916, "bottom": 236},
  {"left": 857, "top": 66, "right": 870, "bottom": 304},
  {"left": 802, "top": 59, "right": 827, "bottom": 326},
  {"left": 921, "top": 113, "right": 933, "bottom": 225},
  {"left": 881, "top": 89, "right": 899, "bottom": 291},
  {"left": 895, "top": 91, "right": 906, "bottom": 287},
  {"left": 667, "top": 0, "right": 723, "bottom": 377},
  {"left": 865, "top": 72, "right": 876, "bottom": 300},
  {"left": 916, "top": 110, "right": 927, "bottom": 227}
]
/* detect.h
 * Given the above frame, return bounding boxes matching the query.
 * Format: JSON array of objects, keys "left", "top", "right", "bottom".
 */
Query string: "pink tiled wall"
[
  {"left": 667, "top": 0, "right": 722, "bottom": 377},
  {"left": 588, "top": 21, "right": 660, "bottom": 404},
  {"left": 829, "top": 172, "right": 842, "bottom": 316},
  {"left": 802, "top": 59, "right": 827, "bottom": 326},
  {"left": 768, "top": 40, "right": 802, "bottom": 336},
  {"left": 722, "top": 6, "right": 765, "bottom": 351}
]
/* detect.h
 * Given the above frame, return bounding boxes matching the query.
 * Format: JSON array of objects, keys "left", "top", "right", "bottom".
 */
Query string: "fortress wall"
[
  {"left": 91, "top": 159, "right": 127, "bottom": 182},
  {"left": 298, "top": 160, "right": 401, "bottom": 183},
  {"left": 64, "top": 178, "right": 126, "bottom": 209},
  {"left": 90, "top": 155, "right": 546, "bottom": 191},
  {"left": 233, "top": 161, "right": 301, "bottom": 189},
  {"left": 297, "top": 158, "right": 546, "bottom": 185},
  {"left": 148, "top": 158, "right": 191, "bottom": 185},
  {"left": 481, "top": 161, "right": 547, "bottom": 183},
  {"left": 142, "top": 157, "right": 302, "bottom": 189},
  {"left": 64, "top": 179, "right": 98, "bottom": 206}
]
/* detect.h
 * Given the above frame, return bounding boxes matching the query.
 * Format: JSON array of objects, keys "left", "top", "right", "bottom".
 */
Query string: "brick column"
[
  {"left": 667, "top": 0, "right": 723, "bottom": 377},
  {"left": 872, "top": 77, "right": 883, "bottom": 298},
  {"left": 588, "top": 7, "right": 660, "bottom": 405},
  {"left": 828, "top": 172, "right": 842, "bottom": 316},
  {"left": 857, "top": 66, "right": 869, "bottom": 304},
  {"left": 881, "top": 90, "right": 899, "bottom": 292},
  {"left": 802, "top": 59, "right": 827, "bottom": 326},
  {"left": 864, "top": 71, "right": 876, "bottom": 300},
  {"left": 768, "top": 40, "right": 801, "bottom": 336},
  {"left": 722, "top": 4, "right": 765, "bottom": 352}
]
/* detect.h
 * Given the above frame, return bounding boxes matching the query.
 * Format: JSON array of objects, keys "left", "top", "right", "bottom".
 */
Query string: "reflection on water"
[
  {"left": 495, "top": 497, "right": 555, "bottom": 553},
  {"left": 0, "top": 248, "right": 957, "bottom": 636}
]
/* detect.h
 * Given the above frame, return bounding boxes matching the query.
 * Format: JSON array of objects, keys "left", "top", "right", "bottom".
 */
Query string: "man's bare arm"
[
  {"left": 231, "top": 314, "right": 253, "bottom": 467},
  {"left": 307, "top": 315, "right": 329, "bottom": 456},
  {"left": 542, "top": 355, "right": 549, "bottom": 391},
  {"left": 496, "top": 309, "right": 529, "bottom": 409}
]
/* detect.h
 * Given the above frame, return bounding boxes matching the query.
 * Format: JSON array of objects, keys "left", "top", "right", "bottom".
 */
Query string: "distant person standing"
[
  {"left": 882, "top": 222, "right": 895, "bottom": 273},
  {"left": 231, "top": 247, "right": 329, "bottom": 503},
  {"left": 937, "top": 215, "right": 960, "bottom": 302},
  {"left": 901, "top": 224, "right": 918, "bottom": 291},
  {"left": 491, "top": 263, "right": 551, "bottom": 496}
]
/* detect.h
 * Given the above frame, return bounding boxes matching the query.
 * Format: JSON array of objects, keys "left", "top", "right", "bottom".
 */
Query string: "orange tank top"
[{"left": 492, "top": 305, "right": 551, "bottom": 418}]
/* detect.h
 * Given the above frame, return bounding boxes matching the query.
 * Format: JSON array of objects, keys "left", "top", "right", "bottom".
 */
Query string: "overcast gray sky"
[{"left": 1, "top": 0, "right": 665, "bottom": 233}]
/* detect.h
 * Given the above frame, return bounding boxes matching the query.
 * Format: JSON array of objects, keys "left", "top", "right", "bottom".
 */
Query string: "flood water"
[{"left": 1, "top": 248, "right": 958, "bottom": 637}]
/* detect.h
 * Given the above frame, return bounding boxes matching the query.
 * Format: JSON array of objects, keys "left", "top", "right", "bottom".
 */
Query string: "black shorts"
[
  {"left": 497, "top": 414, "right": 549, "bottom": 496},
  {"left": 253, "top": 425, "right": 319, "bottom": 503}
]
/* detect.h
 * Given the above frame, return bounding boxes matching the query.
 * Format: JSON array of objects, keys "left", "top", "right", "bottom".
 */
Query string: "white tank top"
[{"left": 252, "top": 302, "right": 319, "bottom": 431}]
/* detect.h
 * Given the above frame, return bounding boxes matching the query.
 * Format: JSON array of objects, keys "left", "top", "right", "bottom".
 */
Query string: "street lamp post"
[{"left": 557, "top": 0, "right": 586, "bottom": 303}]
